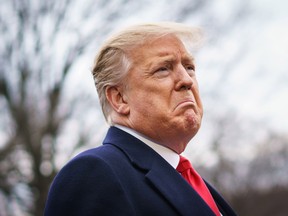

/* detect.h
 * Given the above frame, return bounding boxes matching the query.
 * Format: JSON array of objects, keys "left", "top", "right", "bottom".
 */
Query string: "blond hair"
[{"left": 92, "top": 22, "right": 202, "bottom": 124}]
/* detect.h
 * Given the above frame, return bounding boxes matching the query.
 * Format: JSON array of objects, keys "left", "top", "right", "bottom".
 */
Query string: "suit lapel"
[
  {"left": 104, "top": 127, "right": 216, "bottom": 216},
  {"left": 205, "top": 182, "right": 237, "bottom": 216},
  {"left": 145, "top": 159, "right": 217, "bottom": 216}
]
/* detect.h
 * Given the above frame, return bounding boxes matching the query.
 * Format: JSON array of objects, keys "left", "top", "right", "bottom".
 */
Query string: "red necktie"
[{"left": 176, "top": 156, "right": 221, "bottom": 216}]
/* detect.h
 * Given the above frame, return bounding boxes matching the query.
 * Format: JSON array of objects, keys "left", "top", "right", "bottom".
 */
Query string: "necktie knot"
[{"left": 176, "top": 156, "right": 192, "bottom": 173}]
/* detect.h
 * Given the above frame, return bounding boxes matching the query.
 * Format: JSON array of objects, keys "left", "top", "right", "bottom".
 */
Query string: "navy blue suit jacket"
[{"left": 44, "top": 127, "right": 237, "bottom": 216}]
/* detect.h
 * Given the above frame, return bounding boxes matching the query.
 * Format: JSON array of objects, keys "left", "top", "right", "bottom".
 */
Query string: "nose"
[{"left": 174, "top": 65, "right": 193, "bottom": 91}]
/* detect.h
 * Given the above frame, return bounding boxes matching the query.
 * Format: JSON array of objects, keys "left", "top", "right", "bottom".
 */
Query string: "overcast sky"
[{"left": 216, "top": 0, "right": 288, "bottom": 132}]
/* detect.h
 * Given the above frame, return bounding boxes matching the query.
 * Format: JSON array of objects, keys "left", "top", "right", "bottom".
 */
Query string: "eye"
[
  {"left": 154, "top": 63, "right": 172, "bottom": 74},
  {"left": 156, "top": 67, "right": 168, "bottom": 72},
  {"left": 153, "top": 65, "right": 171, "bottom": 78},
  {"left": 185, "top": 65, "right": 195, "bottom": 71},
  {"left": 185, "top": 65, "right": 196, "bottom": 77}
]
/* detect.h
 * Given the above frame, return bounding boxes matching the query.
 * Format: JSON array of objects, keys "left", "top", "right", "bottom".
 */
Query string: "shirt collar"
[{"left": 115, "top": 125, "right": 180, "bottom": 169}]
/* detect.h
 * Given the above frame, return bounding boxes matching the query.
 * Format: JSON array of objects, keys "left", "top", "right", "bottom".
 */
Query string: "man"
[{"left": 44, "top": 22, "right": 237, "bottom": 216}]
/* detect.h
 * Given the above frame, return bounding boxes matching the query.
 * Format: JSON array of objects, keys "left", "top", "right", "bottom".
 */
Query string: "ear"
[{"left": 105, "top": 86, "right": 130, "bottom": 115}]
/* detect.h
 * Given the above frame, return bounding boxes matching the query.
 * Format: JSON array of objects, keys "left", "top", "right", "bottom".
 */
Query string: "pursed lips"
[{"left": 174, "top": 98, "right": 195, "bottom": 111}]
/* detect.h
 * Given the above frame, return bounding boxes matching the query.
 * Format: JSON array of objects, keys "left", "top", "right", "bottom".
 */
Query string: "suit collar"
[
  {"left": 103, "top": 126, "right": 157, "bottom": 170},
  {"left": 103, "top": 127, "right": 218, "bottom": 216},
  {"left": 114, "top": 124, "right": 180, "bottom": 168}
]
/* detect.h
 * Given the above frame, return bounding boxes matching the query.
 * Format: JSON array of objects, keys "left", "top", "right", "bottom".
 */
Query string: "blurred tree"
[
  {"left": 231, "top": 131, "right": 288, "bottom": 216},
  {"left": 196, "top": 112, "right": 288, "bottom": 215},
  {"left": 248, "top": 131, "right": 288, "bottom": 190},
  {"left": 0, "top": 0, "right": 140, "bottom": 215}
]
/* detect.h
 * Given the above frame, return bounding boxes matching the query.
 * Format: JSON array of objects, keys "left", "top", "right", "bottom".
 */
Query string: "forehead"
[{"left": 130, "top": 35, "right": 194, "bottom": 65}]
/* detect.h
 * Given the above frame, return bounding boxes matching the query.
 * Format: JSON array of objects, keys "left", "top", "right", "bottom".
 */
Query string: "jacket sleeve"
[{"left": 44, "top": 154, "right": 135, "bottom": 216}]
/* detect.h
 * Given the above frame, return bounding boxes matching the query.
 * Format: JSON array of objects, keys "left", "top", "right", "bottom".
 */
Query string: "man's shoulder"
[
  {"left": 51, "top": 144, "right": 127, "bottom": 186},
  {"left": 68, "top": 143, "right": 125, "bottom": 168},
  {"left": 75, "top": 143, "right": 119, "bottom": 159}
]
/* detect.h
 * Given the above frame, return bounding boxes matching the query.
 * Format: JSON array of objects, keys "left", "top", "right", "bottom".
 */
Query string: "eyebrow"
[
  {"left": 158, "top": 51, "right": 195, "bottom": 62},
  {"left": 143, "top": 53, "right": 195, "bottom": 70},
  {"left": 182, "top": 54, "right": 195, "bottom": 64}
]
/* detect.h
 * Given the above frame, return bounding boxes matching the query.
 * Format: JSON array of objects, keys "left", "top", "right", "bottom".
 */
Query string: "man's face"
[{"left": 123, "top": 35, "right": 203, "bottom": 153}]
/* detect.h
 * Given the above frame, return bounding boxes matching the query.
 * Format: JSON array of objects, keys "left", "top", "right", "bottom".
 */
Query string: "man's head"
[{"left": 92, "top": 22, "right": 203, "bottom": 153}]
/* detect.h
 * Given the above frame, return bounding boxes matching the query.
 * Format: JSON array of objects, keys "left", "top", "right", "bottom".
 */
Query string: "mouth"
[{"left": 174, "top": 99, "right": 195, "bottom": 111}]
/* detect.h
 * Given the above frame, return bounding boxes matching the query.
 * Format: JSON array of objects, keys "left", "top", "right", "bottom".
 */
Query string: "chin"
[{"left": 185, "top": 110, "right": 201, "bottom": 126}]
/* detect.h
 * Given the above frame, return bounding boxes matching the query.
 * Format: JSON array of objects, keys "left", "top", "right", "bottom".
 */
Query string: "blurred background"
[{"left": 0, "top": 0, "right": 287, "bottom": 215}]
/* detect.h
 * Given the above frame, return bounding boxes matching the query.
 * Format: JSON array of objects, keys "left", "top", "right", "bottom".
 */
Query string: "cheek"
[
  {"left": 127, "top": 79, "right": 172, "bottom": 113},
  {"left": 128, "top": 91, "right": 153, "bottom": 111},
  {"left": 131, "top": 92, "right": 168, "bottom": 118},
  {"left": 192, "top": 84, "right": 202, "bottom": 107}
]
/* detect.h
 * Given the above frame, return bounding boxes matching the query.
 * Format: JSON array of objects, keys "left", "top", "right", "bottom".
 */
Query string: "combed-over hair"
[{"left": 92, "top": 22, "right": 203, "bottom": 124}]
